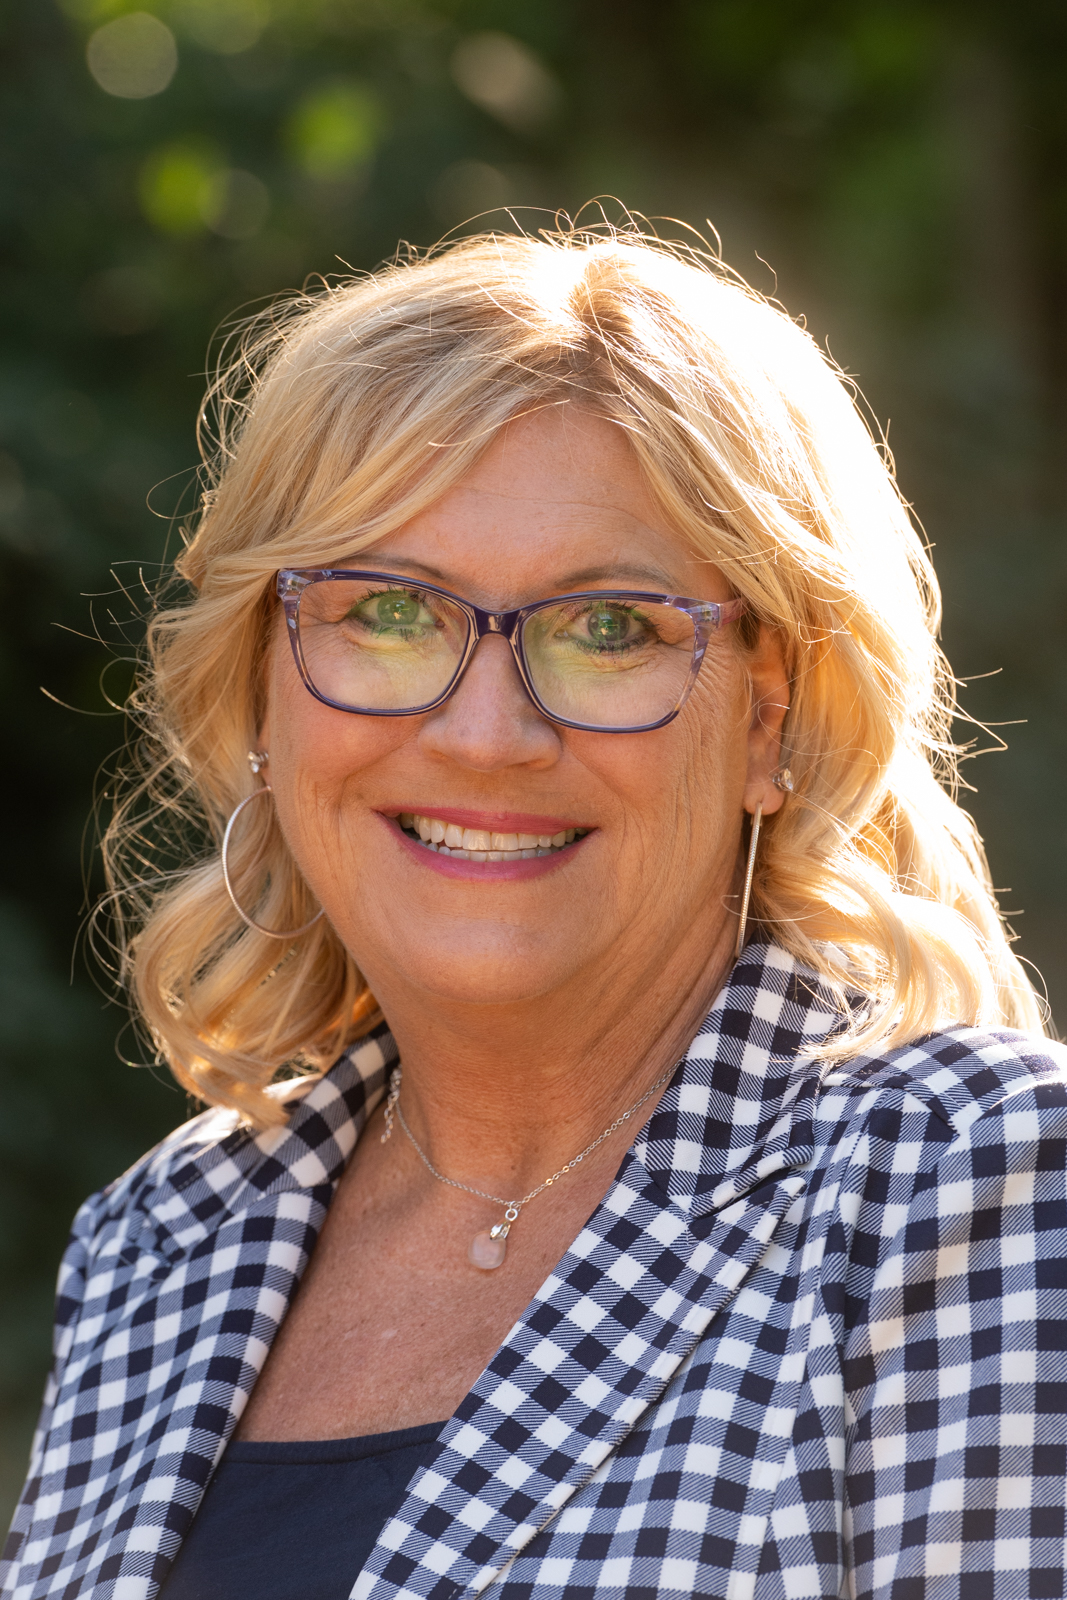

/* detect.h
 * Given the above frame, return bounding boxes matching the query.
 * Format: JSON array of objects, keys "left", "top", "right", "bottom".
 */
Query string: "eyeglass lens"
[{"left": 295, "top": 578, "right": 698, "bottom": 728}]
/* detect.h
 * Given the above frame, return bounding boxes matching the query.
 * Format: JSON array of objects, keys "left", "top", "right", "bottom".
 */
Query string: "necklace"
[{"left": 379, "top": 1059, "right": 678, "bottom": 1270}]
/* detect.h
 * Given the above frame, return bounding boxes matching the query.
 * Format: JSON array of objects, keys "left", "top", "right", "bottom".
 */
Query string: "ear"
[{"left": 743, "top": 625, "right": 790, "bottom": 817}]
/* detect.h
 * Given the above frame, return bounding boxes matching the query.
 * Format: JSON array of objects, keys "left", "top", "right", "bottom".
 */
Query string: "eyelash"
[
  {"left": 554, "top": 602, "right": 652, "bottom": 638},
  {"left": 347, "top": 588, "right": 432, "bottom": 632}
]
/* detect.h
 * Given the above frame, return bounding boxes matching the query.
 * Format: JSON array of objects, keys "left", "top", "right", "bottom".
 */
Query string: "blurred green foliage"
[{"left": 2, "top": 0, "right": 1066, "bottom": 1528}]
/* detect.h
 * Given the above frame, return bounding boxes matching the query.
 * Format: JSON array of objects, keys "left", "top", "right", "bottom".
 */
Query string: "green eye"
[
  {"left": 375, "top": 593, "right": 421, "bottom": 627},
  {"left": 586, "top": 607, "right": 630, "bottom": 644},
  {"left": 345, "top": 589, "right": 429, "bottom": 634}
]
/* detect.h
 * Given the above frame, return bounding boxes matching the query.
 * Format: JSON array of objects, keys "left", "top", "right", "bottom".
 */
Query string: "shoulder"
[
  {"left": 65, "top": 1099, "right": 257, "bottom": 1264},
  {"left": 814, "top": 1023, "right": 1067, "bottom": 1170},
  {"left": 64, "top": 1021, "right": 396, "bottom": 1266},
  {"left": 68, "top": 1065, "right": 351, "bottom": 1264}
]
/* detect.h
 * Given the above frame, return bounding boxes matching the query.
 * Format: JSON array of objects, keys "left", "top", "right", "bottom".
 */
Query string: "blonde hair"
[{"left": 102, "top": 223, "right": 1045, "bottom": 1127}]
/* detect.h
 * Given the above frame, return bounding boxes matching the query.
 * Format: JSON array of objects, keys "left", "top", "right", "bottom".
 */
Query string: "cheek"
[
  {"left": 581, "top": 658, "right": 748, "bottom": 844},
  {"left": 264, "top": 646, "right": 405, "bottom": 862},
  {"left": 284, "top": 707, "right": 402, "bottom": 792},
  {"left": 681, "top": 664, "right": 752, "bottom": 799},
  {"left": 266, "top": 625, "right": 390, "bottom": 774}
]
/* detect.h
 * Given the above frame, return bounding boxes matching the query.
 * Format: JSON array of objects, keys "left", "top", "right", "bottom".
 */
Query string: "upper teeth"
[{"left": 398, "top": 814, "right": 584, "bottom": 860}]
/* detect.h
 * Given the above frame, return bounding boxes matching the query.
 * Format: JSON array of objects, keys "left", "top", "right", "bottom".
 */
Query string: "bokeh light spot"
[
  {"left": 203, "top": 170, "right": 271, "bottom": 238},
  {"left": 172, "top": 0, "right": 266, "bottom": 56},
  {"left": 450, "top": 33, "right": 561, "bottom": 135},
  {"left": 138, "top": 143, "right": 223, "bottom": 235},
  {"left": 286, "top": 82, "right": 383, "bottom": 180},
  {"left": 431, "top": 160, "right": 512, "bottom": 224},
  {"left": 80, "top": 265, "right": 164, "bottom": 335},
  {"left": 86, "top": 12, "right": 178, "bottom": 100}
]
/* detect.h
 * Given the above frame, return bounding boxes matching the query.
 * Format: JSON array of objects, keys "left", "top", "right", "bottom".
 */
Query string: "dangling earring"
[
  {"left": 221, "top": 752, "right": 325, "bottom": 940},
  {"left": 735, "top": 767, "right": 792, "bottom": 957},
  {"left": 734, "top": 800, "right": 763, "bottom": 959}
]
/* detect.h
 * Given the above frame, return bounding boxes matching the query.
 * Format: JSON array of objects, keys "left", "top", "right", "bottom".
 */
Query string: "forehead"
[{"left": 362, "top": 407, "right": 705, "bottom": 603}]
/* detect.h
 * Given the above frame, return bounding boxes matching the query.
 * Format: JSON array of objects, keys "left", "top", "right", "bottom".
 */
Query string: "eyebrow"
[{"left": 347, "top": 555, "right": 680, "bottom": 592}]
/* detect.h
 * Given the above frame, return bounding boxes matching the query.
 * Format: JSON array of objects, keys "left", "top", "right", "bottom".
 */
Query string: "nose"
[{"left": 417, "top": 634, "right": 561, "bottom": 772}]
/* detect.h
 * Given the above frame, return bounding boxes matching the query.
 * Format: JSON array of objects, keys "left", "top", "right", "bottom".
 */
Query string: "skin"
[{"left": 238, "top": 405, "right": 789, "bottom": 1438}]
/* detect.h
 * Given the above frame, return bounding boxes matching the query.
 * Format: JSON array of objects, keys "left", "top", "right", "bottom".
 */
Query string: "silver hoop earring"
[
  {"left": 221, "top": 786, "right": 325, "bottom": 940},
  {"left": 734, "top": 800, "right": 763, "bottom": 959}
]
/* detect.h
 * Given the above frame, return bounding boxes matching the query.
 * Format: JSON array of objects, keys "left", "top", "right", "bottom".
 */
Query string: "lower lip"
[{"left": 383, "top": 817, "right": 590, "bottom": 881}]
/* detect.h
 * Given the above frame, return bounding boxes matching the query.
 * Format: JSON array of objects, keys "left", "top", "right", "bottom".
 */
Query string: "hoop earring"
[
  {"left": 734, "top": 800, "right": 763, "bottom": 959},
  {"left": 221, "top": 786, "right": 325, "bottom": 940}
]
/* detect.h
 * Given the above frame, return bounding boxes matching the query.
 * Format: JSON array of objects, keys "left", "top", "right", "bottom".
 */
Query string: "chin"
[{"left": 380, "top": 928, "right": 586, "bottom": 1008}]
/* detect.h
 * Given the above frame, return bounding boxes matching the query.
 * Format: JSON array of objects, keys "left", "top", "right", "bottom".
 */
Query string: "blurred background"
[{"left": 2, "top": 0, "right": 1065, "bottom": 1525}]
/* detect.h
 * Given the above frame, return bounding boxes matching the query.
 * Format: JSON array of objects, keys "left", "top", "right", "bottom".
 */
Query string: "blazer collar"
[
  {"left": 120, "top": 1025, "right": 398, "bottom": 1267},
  {"left": 352, "top": 941, "right": 852, "bottom": 1600},
  {"left": 633, "top": 937, "right": 848, "bottom": 1216}
]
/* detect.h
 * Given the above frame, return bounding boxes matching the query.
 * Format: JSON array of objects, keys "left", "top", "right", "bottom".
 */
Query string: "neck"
[{"left": 364, "top": 911, "right": 738, "bottom": 1197}]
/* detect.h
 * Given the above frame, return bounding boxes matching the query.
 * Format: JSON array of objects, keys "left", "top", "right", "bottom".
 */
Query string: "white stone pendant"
[{"left": 468, "top": 1215, "right": 515, "bottom": 1270}]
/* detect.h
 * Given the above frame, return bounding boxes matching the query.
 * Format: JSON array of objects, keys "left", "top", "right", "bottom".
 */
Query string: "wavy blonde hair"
[{"left": 102, "top": 223, "right": 1045, "bottom": 1127}]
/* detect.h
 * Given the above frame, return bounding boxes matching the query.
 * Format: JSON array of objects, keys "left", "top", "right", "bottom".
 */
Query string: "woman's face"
[{"left": 261, "top": 407, "right": 788, "bottom": 1011}]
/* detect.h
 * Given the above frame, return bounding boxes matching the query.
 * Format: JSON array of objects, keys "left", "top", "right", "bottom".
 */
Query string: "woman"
[{"left": 4, "top": 226, "right": 1066, "bottom": 1600}]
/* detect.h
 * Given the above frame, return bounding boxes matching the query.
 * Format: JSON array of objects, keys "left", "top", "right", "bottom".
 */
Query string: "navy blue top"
[{"left": 160, "top": 1422, "right": 444, "bottom": 1600}]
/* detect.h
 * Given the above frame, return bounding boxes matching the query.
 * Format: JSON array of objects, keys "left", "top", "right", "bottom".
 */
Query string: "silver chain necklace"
[{"left": 379, "top": 1059, "right": 678, "bottom": 1270}]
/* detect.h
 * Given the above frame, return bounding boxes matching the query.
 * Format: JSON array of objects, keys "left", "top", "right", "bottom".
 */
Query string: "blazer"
[{"left": 6, "top": 939, "right": 1067, "bottom": 1600}]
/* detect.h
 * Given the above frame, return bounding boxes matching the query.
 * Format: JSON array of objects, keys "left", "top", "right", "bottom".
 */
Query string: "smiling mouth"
[{"left": 398, "top": 812, "right": 589, "bottom": 861}]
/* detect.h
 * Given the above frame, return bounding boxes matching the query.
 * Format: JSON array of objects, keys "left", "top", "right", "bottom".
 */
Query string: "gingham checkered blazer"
[{"left": 6, "top": 940, "right": 1067, "bottom": 1600}]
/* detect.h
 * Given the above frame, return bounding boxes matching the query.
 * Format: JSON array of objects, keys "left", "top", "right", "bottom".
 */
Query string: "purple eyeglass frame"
[{"left": 277, "top": 568, "right": 746, "bottom": 734}]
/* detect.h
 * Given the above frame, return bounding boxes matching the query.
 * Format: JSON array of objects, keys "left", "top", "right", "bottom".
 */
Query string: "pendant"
[{"left": 468, "top": 1207, "right": 519, "bottom": 1270}]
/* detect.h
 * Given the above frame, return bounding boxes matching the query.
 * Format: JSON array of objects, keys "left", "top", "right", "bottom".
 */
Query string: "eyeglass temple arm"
[{"left": 685, "top": 597, "right": 747, "bottom": 628}]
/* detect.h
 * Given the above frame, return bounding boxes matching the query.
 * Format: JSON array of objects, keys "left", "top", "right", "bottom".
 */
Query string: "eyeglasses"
[{"left": 277, "top": 569, "right": 746, "bottom": 734}]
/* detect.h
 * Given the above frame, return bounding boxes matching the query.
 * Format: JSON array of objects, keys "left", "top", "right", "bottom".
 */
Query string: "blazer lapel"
[
  {"left": 42, "top": 1028, "right": 395, "bottom": 1600},
  {"left": 354, "top": 942, "right": 849, "bottom": 1600}
]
